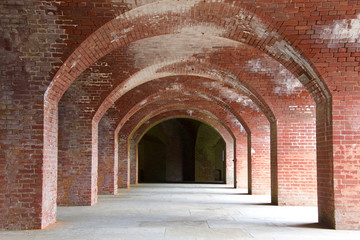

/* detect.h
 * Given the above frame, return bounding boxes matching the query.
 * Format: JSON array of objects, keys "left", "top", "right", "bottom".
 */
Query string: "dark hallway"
[{"left": 138, "top": 118, "right": 226, "bottom": 184}]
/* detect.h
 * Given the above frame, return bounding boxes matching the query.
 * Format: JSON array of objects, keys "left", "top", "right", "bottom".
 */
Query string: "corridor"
[{"left": 1, "top": 184, "right": 359, "bottom": 240}]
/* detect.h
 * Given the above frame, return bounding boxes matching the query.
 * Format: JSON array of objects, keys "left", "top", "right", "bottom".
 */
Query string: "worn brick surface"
[{"left": 1, "top": 0, "right": 359, "bottom": 230}]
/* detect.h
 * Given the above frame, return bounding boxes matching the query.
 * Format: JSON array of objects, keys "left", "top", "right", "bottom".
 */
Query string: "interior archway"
[
  {"left": 138, "top": 118, "right": 226, "bottom": 184},
  {"left": 3, "top": 0, "right": 360, "bottom": 231}
]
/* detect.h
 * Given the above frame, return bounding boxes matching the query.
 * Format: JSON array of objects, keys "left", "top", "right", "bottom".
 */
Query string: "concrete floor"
[{"left": 1, "top": 184, "right": 360, "bottom": 240}]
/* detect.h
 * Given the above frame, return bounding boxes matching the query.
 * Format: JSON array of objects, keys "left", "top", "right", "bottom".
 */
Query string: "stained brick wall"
[
  {"left": 0, "top": 0, "right": 64, "bottom": 229},
  {"left": 98, "top": 115, "right": 118, "bottom": 194},
  {"left": 1, "top": 0, "right": 360, "bottom": 230}
]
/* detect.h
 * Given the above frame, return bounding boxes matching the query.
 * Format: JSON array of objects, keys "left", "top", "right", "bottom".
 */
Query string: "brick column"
[
  {"left": 236, "top": 134, "right": 248, "bottom": 189},
  {"left": 117, "top": 136, "right": 130, "bottom": 188},
  {"left": 57, "top": 114, "right": 98, "bottom": 206},
  {"left": 331, "top": 93, "right": 360, "bottom": 229},
  {"left": 129, "top": 139, "right": 138, "bottom": 185},
  {"left": 98, "top": 116, "right": 118, "bottom": 194},
  {"left": 249, "top": 125, "right": 271, "bottom": 195},
  {"left": 225, "top": 139, "right": 235, "bottom": 186},
  {"left": 275, "top": 119, "right": 317, "bottom": 206}
]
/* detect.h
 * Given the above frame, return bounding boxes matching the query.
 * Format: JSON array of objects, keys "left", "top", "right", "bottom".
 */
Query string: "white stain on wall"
[
  {"left": 264, "top": 39, "right": 330, "bottom": 100},
  {"left": 246, "top": 58, "right": 302, "bottom": 96},
  {"left": 110, "top": 26, "right": 134, "bottom": 43},
  {"left": 235, "top": 95, "right": 259, "bottom": 112},
  {"left": 139, "top": 99, "right": 148, "bottom": 106},
  {"left": 322, "top": 14, "right": 360, "bottom": 42},
  {"left": 230, "top": 119, "right": 245, "bottom": 133},
  {"left": 202, "top": 82, "right": 259, "bottom": 111},
  {"left": 120, "top": 0, "right": 156, "bottom": 9},
  {"left": 289, "top": 105, "right": 315, "bottom": 114},
  {"left": 117, "top": 0, "right": 208, "bottom": 20},
  {"left": 224, "top": 7, "right": 279, "bottom": 41},
  {"left": 165, "top": 83, "right": 183, "bottom": 91},
  {"left": 117, "top": 0, "right": 274, "bottom": 44},
  {"left": 128, "top": 24, "right": 239, "bottom": 68}
]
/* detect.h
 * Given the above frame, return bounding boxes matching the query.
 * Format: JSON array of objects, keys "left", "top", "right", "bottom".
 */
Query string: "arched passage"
[
  {"left": 5, "top": 0, "right": 360, "bottom": 231},
  {"left": 119, "top": 101, "right": 243, "bottom": 188},
  {"left": 109, "top": 85, "right": 266, "bottom": 191},
  {"left": 97, "top": 87, "right": 246, "bottom": 192},
  {"left": 41, "top": 1, "right": 330, "bottom": 228},
  {"left": 138, "top": 118, "right": 227, "bottom": 184},
  {"left": 123, "top": 109, "right": 238, "bottom": 189}
]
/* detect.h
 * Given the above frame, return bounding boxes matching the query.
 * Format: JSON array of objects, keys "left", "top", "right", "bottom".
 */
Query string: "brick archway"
[
  {"left": 20, "top": 0, "right": 337, "bottom": 230},
  {"left": 3, "top": 0, "right": 360, "bottom": 231},
  {"left": 135, "top": 113, "right": 236, "bottom": 184},
  {"left": 127, "top": 107, "right": 238, "bottom": 187},
  {"left": 134, "top": 114, "right": 235, "bottom": 185},
  {"left": 115, "top": 98, "right": 249, "bottom": 189}
]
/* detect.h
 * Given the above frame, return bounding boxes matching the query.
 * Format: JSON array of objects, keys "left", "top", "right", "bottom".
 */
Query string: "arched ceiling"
[
  {"left": 117, "top": 98, "right": 246, "bottom": 140},
  {"left": 52, "top": 0, "right": 329, "bottom": 132},
  {"left": 132, "top": 109, "right": 236, "bottom": 146}
]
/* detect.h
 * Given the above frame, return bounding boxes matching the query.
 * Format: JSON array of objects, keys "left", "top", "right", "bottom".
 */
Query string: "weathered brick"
[{"left": 1, "top": 0, "right": 359, "bottom": 231}]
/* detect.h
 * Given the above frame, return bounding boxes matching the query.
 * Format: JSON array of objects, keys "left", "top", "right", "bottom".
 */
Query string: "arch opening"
[{"left": 138, "top": 118, "right": 226, "bottom": 184}]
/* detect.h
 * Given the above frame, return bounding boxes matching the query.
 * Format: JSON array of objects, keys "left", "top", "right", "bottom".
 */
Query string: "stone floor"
[{"left": 1, "top": 183, "right": 360, "bottom": 239}]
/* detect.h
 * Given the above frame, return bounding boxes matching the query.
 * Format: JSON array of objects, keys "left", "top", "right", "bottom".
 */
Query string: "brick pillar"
[
  {"left": 118, "top": 136, "right": 130, "bottom": 188},
  {"left": 0, "top": 0, "right": 65, "bottom": 229},
  {"left": 275, "top": 119, "right": 317, "bottom": 206},
  {"left": 0, "top": 99, "right": 59, "bottom": 230},
  {"left": 249, "top": 125, "right": 271, "bottom": 195},
  {"left": 236, "top": 133, "right": 248, "bottom": 189},
  {"left": 98, "top": 117, "right": 118, "bottom": 194},
  {"left": 331, "top": 94, "right": 360, "bottom": 229},
  {"left": 316, "top": 101, "right": 335, "bottom": 228},
  {"left": 129, "top": 139, "right": 138, "bottom": 184},
  {"left": 1, "top": 100, "right": 47, "bottom": 230},
  {"left": 58, "top": 114, "right": 98, "bottom": 206},
  {"left": 225, "top": 139, "right": 235, "bottom": 186}
]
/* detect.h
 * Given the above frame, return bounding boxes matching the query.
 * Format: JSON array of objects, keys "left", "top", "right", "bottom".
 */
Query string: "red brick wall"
[
  {"left": 236, "top": 135, "right": 248, "bottom": 189},
  {"left": 249, "top": 119, "right": 271, "bottom": 195},
  {"left": 277, "top": 120, "right": 317, "bottom": 206},
  {"left": 98, "top": 115, "right": 118, "bottom": 194},
  {"left": 0, "top": 0, "right": 65, "bottom": 229},
  {"left": 332, "top": 88, "right": 360, "bottom": 229},
  {"left": 117, "top": 136, "right": 130, "bottom": 188},
  {"left": 1, "top": 0, "right": 360, "bottom": 230}
]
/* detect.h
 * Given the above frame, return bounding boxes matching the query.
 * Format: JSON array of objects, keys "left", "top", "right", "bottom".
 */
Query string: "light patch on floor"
[{"left": 1, "top": 184, "right": 360, "bottom": 240}]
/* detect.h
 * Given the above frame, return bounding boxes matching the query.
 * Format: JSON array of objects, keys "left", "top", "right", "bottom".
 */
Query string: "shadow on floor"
[{"left": 288, "top": 222, "right": 330, "bottom": 229}]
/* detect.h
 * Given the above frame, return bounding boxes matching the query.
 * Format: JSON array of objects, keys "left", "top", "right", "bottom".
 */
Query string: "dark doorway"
[{"left": 138, "top": 118, "right": 226, "bottom": 183}]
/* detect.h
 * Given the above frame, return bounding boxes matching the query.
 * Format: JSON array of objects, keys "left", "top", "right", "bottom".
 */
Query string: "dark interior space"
[{"left": 138, "top": 118, "right": 226, "bottom": 183}]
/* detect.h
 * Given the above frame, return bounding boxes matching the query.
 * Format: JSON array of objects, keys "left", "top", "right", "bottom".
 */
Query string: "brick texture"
[{"left": 1, "top": 0, "right": 359, "bottom": 230}]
